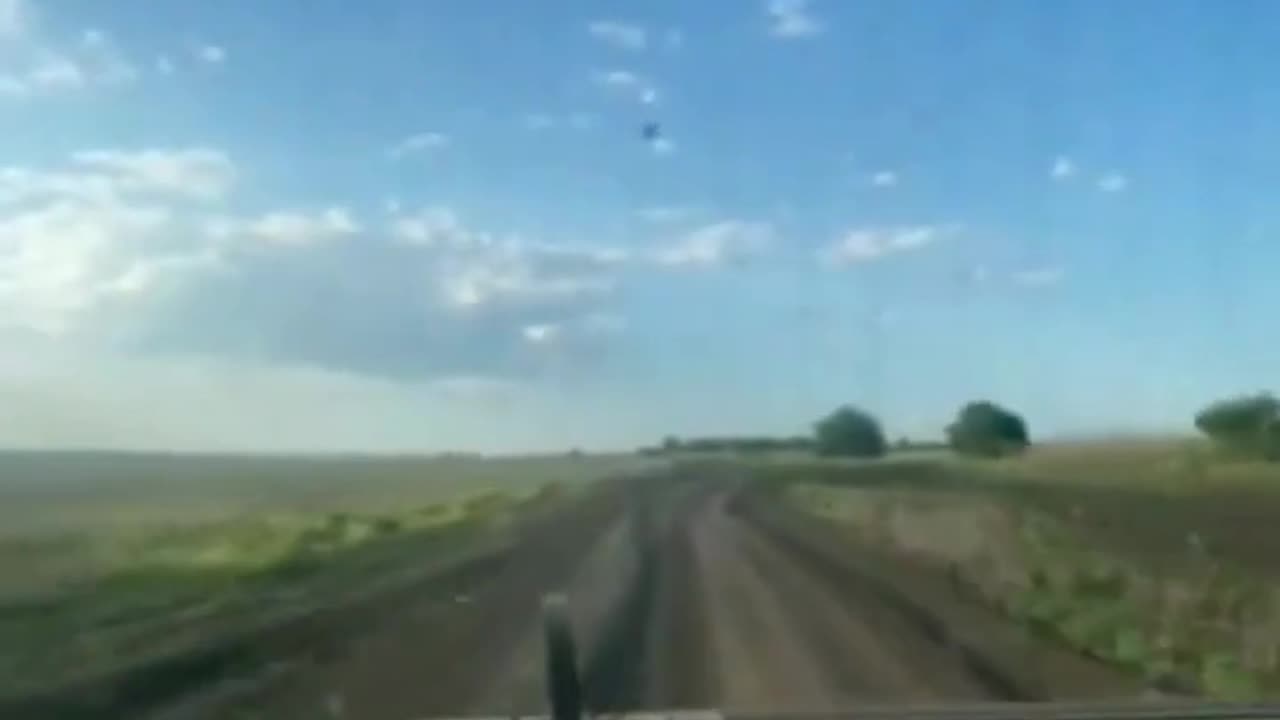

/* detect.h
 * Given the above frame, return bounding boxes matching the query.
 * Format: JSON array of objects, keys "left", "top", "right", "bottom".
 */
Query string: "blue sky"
[{"left": 1, "top": 0, "right": 1278, "bottom": 452}]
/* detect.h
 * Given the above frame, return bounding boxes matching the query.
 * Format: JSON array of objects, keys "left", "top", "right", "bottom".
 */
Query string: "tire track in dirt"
[
  {"left": 498, "top": 512, "right": 651, "bottom": 717},
  {"left": 730, "top": 504, "right": 1008, "bottom": 701},
  {"left": 736, "top": 490, "right": 1142, "bottom": 701},
  {"left": 579, "top": 474, "right": 720, "bottom": 712},
  {"left": 692, "top": 492, "right": 861, "bottom": 708},
  {"left": 632, "top": 479, "right": 1141, "bottom": 709},
  {"left": 678, "top": 492, "right": 998, "bottom": 709},
  {"left": 739, "top": 507, "right": 1027, "bottom": 700},
  {"left": 644, "top": 500, "right": 715, "bottom": 708}
]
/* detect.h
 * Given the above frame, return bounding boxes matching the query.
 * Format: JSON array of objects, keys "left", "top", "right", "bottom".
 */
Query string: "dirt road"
[
  {"left": 682, "top": 492, "right": 1001, "bottom": 707},
  {"left": 597, "top": 477, "right": 1139, "bottom": 712},
  {"left": 157, "top": 471, "right": 1142, "bottom": 719}
]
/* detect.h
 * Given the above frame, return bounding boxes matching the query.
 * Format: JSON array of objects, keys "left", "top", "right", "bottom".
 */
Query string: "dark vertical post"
[{"left": 542, "top": 594, "right": 584, "bottom": 720}]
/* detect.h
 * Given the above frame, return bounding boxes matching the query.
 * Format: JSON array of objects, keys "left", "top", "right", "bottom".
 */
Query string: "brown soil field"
[{"left": 3, "top": 465, "right": 1200, "bottom": 720}]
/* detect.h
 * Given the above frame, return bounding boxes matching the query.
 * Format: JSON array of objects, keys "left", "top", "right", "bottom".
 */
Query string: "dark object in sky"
[{"left": 641, "top": 122, "right": 661, "bottom": 141}]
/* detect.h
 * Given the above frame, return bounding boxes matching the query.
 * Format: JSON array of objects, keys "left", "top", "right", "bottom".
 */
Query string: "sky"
[{"left": 1, "top": 0, "right": 1279, "bottom": 453}]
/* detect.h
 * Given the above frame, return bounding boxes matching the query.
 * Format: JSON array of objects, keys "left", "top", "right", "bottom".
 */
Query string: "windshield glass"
[{"left": 2, "top": 1, "right": 1278, "bottom": 717}]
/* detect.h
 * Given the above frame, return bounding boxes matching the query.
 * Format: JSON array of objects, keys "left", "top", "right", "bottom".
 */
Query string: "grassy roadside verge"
[
  {"left": 750, "top": 453, "right": 1280, "bottom": 699},
  {"left": 0, "top": 480, "right": 573, "bottom": 706}
]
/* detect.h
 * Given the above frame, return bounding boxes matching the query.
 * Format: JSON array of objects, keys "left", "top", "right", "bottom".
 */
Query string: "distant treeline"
[
  {"left": 638, "top": 434, "right": 948, "bottom": 456},
  {"left": 638, "top": 435, "right": 815, "bottom": 456},
  {"left": 641, "top": 390, "right": 1280, "bottom": 464}
]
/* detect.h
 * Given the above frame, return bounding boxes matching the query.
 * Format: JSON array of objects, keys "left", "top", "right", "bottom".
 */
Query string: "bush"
[
  {"left": 1194, "top": 393, "right": 1280, "bottom": 460},
  {"left": 814, "top": 405, "right": 887, "bottom": 458},
  {"left": 530, "top": 480, "right": 567, "bottom": 505},
  {"left": 462, "top": 490, "right": 513, "bottom": 518},
  {"left": 946, "top": 400, "right": 1030, "bottom": 458}
]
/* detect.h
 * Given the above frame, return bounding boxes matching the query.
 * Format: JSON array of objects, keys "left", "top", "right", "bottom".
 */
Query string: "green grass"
[
  {"left": 953, "top": 438, "right": 1280, "bottom": 492},
  {"left": 0, "top": 489, "right": 526, "bottom": 699},
  {"left": 0, "top": 451, "right": 642, "bottom": 700},
  {"left": 0, "top": 452, "right": 648, "bottom": 599},
  {"left": 1006, "top": 511, "right": 1272, "bottom": 698}
]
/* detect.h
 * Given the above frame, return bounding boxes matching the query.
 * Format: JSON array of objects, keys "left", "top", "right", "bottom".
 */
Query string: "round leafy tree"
[
  {"left": 814, "top": 405, "right": 887, "bottom": 458},
  {"left": 947, "top": 401, "right": 1030, "bottom": 458}
]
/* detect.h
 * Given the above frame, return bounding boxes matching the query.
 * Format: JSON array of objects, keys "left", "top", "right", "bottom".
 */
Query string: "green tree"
[
  {"left": 814, "top": 405, "right": 887, "bottom": 458},
  {"left": 946, "top": 401, "right": 1030, "bottom": 458},
  {"left": 1194, "top": 393, "right": 1280, "bottom": 460}
]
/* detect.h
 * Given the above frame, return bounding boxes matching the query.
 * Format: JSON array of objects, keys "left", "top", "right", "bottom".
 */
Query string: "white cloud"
[
  {"left": 0, "top": 0, "right": 26, "bottom": 37},
  {"left": 439, "top": 261, "right": 615, "bottom": 310},
  {"left": 204, "top": 206, "right": 363, "bottom": 248},
  {"left": 0, "top": 149, "right": 236, "bottom": 208},
  {"left": 524, "top": 314, "right": 626, "bottom": 345},
  {"left": 0, "top": 37, "right": 137, "bottom": 97},
  {"left": 389, "top": 132, "right": 450, "bottom": 159},
  {"left": 0, "top": 7, "right": 140, "bottom": 98},
  {"left": 0, "top": 197, "right": 182, "bottom": 334},
  {"left": 71, "top": 148, "right": 236, "bottom": 200},
  {"left": 522, "top": 312, "right": 626, "bottom": 348},
  {"left": 0, "top": 168, "right": 117, "bottom": 206},
  {"left": 637, "top": 206, "right": 698, "bottom": 223},
  {"left": 197, "top": 44, "right": 226, "bottom": 65},
  {"left": 370, "top": 204, "right": 633, "bottom": 313},
  {"left": 1011, "top": 267, "right": 1065, "bottom": 287},
  {"left": 391, "top": 206, "right": 467, "bottom": 247},
  {"left": 397, "top": 209, "right": 628, "bottom": 262},
  {"left": 386, "top": 207, "right": 626, "bottom": 311},
  {"left": 80, "top": 28, "right": 107, "bottom": 48},
  {"left": 580, "top": 311, "right": 627, "bottom": 334},
  {"left": 519, "top": 241, "right": 631, "bottom": 266},
  {"left": 596, "top": 69, "right": 638, "bottom": 87},
  {"left": 650, "top": 138, "right": 676, "bottom": 155},
  {"left": 27, "top": 54, "right": 83, "bottom": 89},
  {"left": 1051, "top": 156, "right": 1075, "bottom": 180},
  {"left": 229, "top": 207, "right": 360, "bottom": 247},
  {"left": 0, "top": 150, "right": 638, "bottom": 412},
  {"left": 521, "top": 323, "right": 560, "bottom": 344},
  {"left": 587, "top": 20, "right": 647, "bottom": 51},
  {"left": 870, "top": 170, "right": 898, "bottom": 188},
  {"left": 522, "top": 112, "right": 596, "bottom": 131},
  {"left": 103, "top": 249, "right": 223, "bottom": 297},
  {"left": 0, "top": 149, "right": 239, "bottom": 328},
  {"left": 653, "top": 221, "right": 773, "bottom": 269},
  {"left": 819, "top": 225, "right": 949, "bottom": 266},
  {"left": 592, "top": 69, "right": 659, "bottom": 105},
  {"left": 1098, "top": 172, "right": 1129, "bottom": 193},
  {"left": 767, "top": 0, "right": 823, "bottom": 38},
  {"left": 155, "top": 55, "right": 175, "bottom": 75}
]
